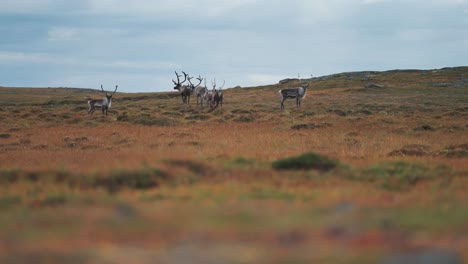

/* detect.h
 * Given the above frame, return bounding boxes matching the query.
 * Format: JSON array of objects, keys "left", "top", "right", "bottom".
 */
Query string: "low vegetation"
[
  {"left": 272, "top": 152, "right": 340, "bottom": 171},
  {"left": 0, "top": 67, "right": 467, "bottom": 263}
]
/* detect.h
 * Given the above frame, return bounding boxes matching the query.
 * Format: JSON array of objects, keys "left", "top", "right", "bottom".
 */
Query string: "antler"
[
  {"left": 211, "top": 79, "right": 216, "bottom": 90},
  {"left": 112, "top": 85, "right": 118, "bottom": 95},
  {"left": 181, "top": 71, "right": 188, "bottom": 84},
  {"left": 195, "top": 75, "right": 203, "bottom": 87},
  {"left": 100, "top": 84, "right": 105, "bottom": 94},
  {"left": 219, "top": 80, "right": 225, "bottom": 90},
  {"left": 173, "top": 71, "right": 187, "bottom": 85},
  {"left": 173, "top": 71, "right": 180, "bottom": 85},
  {"left": 187, "top": 74, "right": 194, "bottom": 87}
]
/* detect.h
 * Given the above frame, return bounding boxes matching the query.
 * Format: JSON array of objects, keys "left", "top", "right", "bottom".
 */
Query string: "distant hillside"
[
  {"left": 278, "top": 66, "right": 468, "bottom": 90},
  {"left": 1, "top": 67, "right": 467, "bottom": 100}
]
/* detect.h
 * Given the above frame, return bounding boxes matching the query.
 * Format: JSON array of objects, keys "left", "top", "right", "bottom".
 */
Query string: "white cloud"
[
  {"left": 0, "top": 51, "right": 54, "bottom": 64},
  {"left": 47, "top": 27, "right": 127, "bottom": 42},
  {"left": 48, "top": 27, "right": 79, "bottom": 41},
  {"left": 0, "top": 0, "right": 256, "bottom": 17},
  {"left": 0, "top": 51, "right": 179, "bottom": 70},
  {"left": 86, "top": 0, "right": 256, "bottom": 17}
]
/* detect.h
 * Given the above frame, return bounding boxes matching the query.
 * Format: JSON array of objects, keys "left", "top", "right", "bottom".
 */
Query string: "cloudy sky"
[{"left": 0, "top": 0, "right": 467, "bottom": 92}]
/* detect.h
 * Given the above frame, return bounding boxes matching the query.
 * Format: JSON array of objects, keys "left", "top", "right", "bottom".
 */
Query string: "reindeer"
[
  {"left": 187, "top": 74, "right": 205, "bottom": 106},
  {"left": 172, "top": 71, "right": 192, "bottom": 104},
  {"left": 279, "top": 82, "right": 309, "bottom": 110},
  {"left": 87, "top": 85, "right": 118, "bottom": 115},
  {"left": 203, "top": 79, "right": 214, "bottom": 107},
  {"left": 211, "top": 79, "right": 225, "bottom": 108}
]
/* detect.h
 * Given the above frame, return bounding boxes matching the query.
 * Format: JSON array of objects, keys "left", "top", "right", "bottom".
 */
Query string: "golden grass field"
[{"left": 0, "top": 67, "right": 467, "bottom": 263}]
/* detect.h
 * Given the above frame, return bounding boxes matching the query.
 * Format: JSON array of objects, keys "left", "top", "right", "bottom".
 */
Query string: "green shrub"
[
  {"left": 351, "top": 161, "right": 453, "bottom": 191},
  {"left": 272, "top": 152, "right": 339, "bottom": 172}
]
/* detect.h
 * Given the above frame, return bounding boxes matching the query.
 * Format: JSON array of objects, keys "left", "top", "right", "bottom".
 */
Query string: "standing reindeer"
[
  {"left": 88, "top": 85, "right": 118, "bottom": 115},
  {"left": 279, "top": 83, "right": 309, "bottom": 110},
  {"left": 173, "top": 71, "right": 192, "bottom": 104},
  {"left": 211, "top": 79, "right": 225, "bottom": 108},
  {"left": 187, "top": 74, "right": 205, "bottom": 106},
  {"left": 203, "top": 79, "right": 214, "bottom": 107}
]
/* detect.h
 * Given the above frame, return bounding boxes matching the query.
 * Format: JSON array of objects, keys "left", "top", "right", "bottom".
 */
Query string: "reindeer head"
[
  {"left": 187, "top": 74, "right": 203, "bottom": 92},
  {"left": 101, "top": 84, "right": 118, "bottom": 103},
  {"left": 172, "top": 71, "right": 188, "bottom": 91}
]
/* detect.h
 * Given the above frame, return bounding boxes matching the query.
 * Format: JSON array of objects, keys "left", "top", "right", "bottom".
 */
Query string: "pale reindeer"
[
  {"left": 203, "top": 79, "right": 214, "bottom": 107},
  {"left": 187, "top": 74, "right": 205, "bottom": 106},
  {"left": 172, "top": 71, "right": 192, "bottom": 104},
  {"left": 278, "top": 82, "right": 309, "bottom": 110},
  {"left": 87, "top": 85, "right": 118, "bottom": 115}
]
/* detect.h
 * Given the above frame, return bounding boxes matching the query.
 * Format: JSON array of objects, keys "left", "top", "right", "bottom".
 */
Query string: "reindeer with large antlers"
[
  {"left": 87, "top": 85, "right": 118, "bottom": 115},
  {"left": 172, "top": 71, "right": 192, "bottom": 104}
]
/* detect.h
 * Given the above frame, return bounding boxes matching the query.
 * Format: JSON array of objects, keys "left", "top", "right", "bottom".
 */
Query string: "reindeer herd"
[
  {"left": 87, "top": 71, "right": 309, "bottom": 115},
  {"left": 172, "top": 71, "right": 224, "bottom": 108}
]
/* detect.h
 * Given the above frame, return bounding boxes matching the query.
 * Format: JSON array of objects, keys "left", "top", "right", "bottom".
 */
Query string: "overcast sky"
[{"left": 0, "top": 0, "right": 467, "bottom": 92}]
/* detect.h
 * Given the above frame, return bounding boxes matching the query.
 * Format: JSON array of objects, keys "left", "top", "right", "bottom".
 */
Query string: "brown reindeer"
[{"left": 172, "top": 71, "right": 192, "bottom": 104}]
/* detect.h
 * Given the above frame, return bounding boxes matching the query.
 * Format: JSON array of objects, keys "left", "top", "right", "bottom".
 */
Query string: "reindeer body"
[
  {"left": 193, "top": 86, "right": 207, "bottom": 107},
  {"left": 175, "top": 85, "right": 192, "bottom": 104},
  {"left": 212, "top": 89, "right": 223, "bottom": 108},
  {"left": 279, "top": 83, "right": 309, "bottom": 110},
  {"left": 88, "top": 96, "right": 112, "bottom": 115},
  {"left": 204, "top": 89, "right": 214, "bottom": 107},
  {"left": 173, "top": 71, "right": 190, "bottom": 104},
  {"left": 208, "top": 79, "right": 225, "bottom": 108},
  {"left": 186, "top": 74, "right": 204, "bottom": 106},
  {"left": 88, "top": 85, "right": 118, "bottom": 115}
]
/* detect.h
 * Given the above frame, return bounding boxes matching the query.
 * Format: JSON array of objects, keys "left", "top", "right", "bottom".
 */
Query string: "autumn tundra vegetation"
[{"left": 0, "top": 67, "right": 467, "bottom": 263}]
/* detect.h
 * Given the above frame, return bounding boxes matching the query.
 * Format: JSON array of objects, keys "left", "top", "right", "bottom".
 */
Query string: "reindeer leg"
[
  {"left": 89, "top": 106, "right": 95, "bottom": 115},
  {"left": 280, "top": 98, "right": 286, "bottom": 110}
]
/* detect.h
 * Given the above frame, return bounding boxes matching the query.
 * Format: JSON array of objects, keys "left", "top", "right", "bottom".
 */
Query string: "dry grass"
[{"left": 0, "top": 67, "right": 467, "bottom": 263}]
